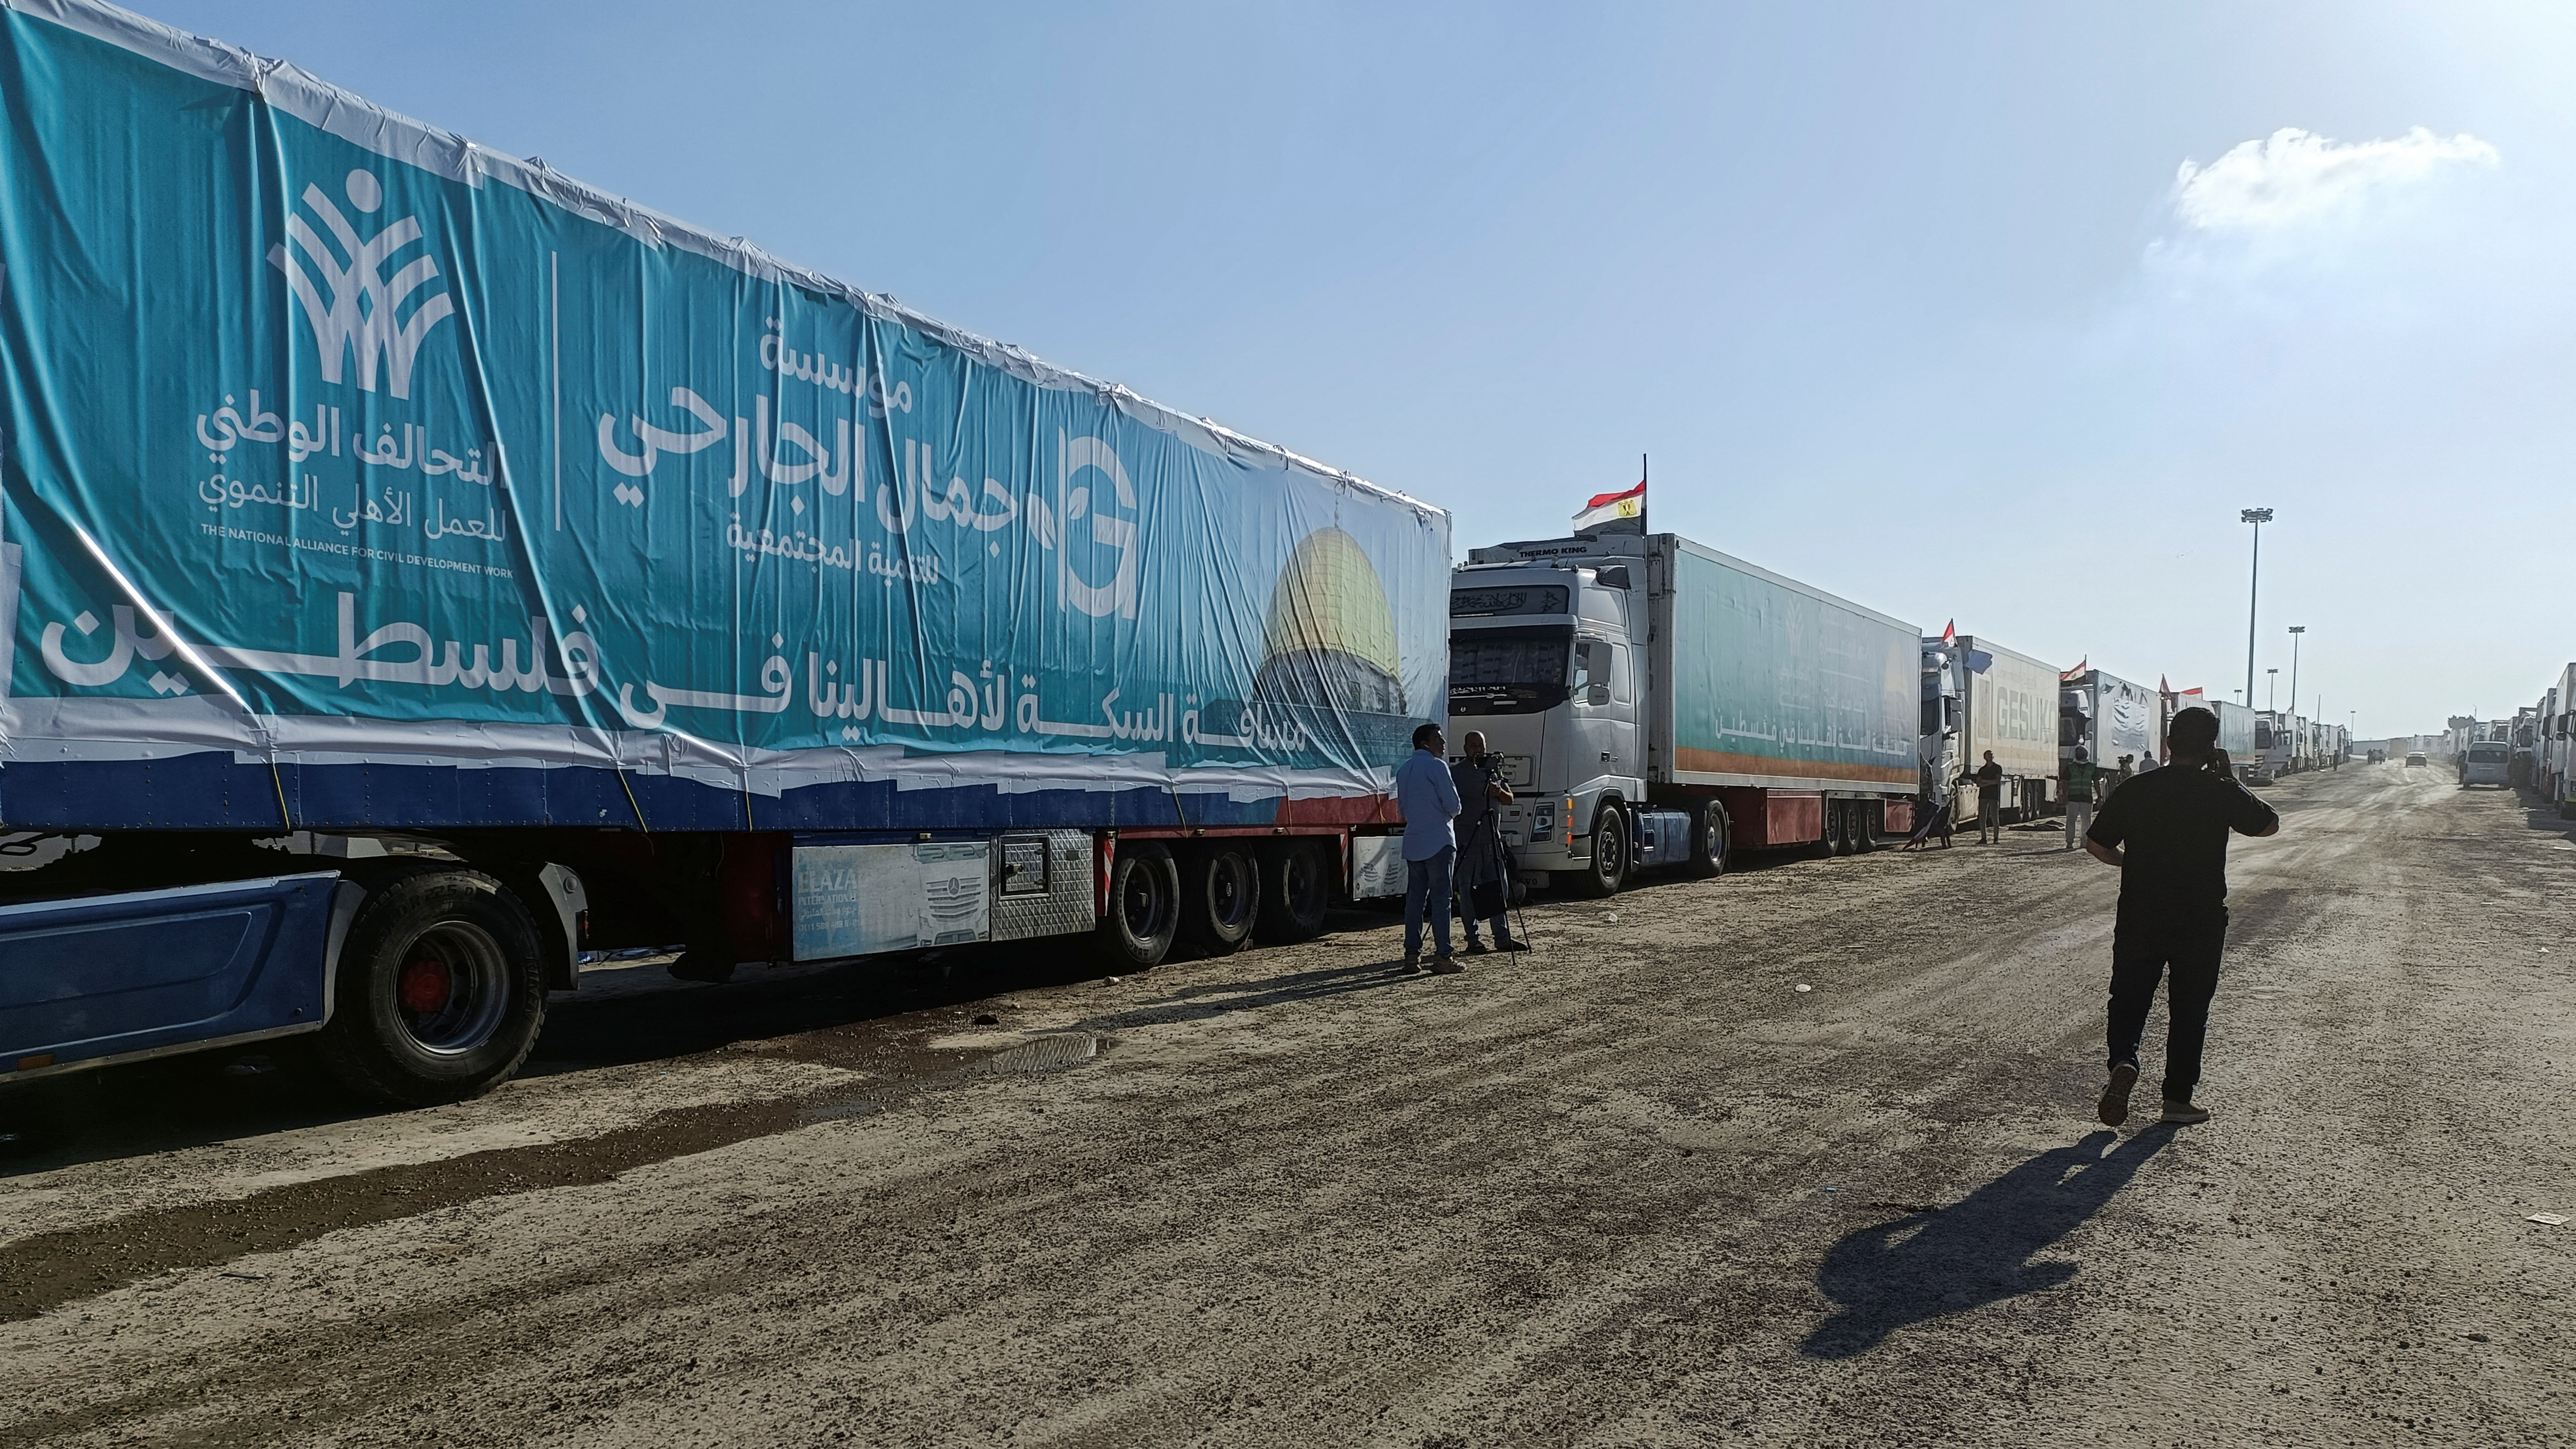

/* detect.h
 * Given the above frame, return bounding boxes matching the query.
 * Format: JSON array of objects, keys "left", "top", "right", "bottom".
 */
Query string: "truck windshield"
[{"left": 1449, "top": 629, "right": 1572, "bottom": 715}]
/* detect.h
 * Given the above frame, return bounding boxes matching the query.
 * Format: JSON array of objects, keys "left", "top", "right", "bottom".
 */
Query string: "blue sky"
[{"left": 148, "top": 1, "right": 2576, "bottom": 736}]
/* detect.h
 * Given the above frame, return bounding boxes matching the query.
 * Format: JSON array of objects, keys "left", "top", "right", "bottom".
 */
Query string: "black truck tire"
[
  {"left": 1181, "top": 844, "right": 1262, "bottom": 953},
  {"left": 1814, "top": 801, "right": 1843, "bottom": 859},
  {"left": 1258, "top": 839, "right": 1332, "bottom": 943},
  {"left": 1094, "top": 842, "right": 1180, "bottom": 970},
  {"left": 1576, "top": 803, "right": 1629, "bottom": 898},
  {"left": 1689, "top": 801, "right": 1729, "bottom": 877},
  {"left": 1854, "top": 801, "right": 1882, "bottom": 853},
  {"left": 317, "top": 869, "right": 548, "bottom": 1107}
]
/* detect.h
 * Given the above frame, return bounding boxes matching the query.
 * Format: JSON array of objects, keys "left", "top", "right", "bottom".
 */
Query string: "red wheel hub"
[{"left": 397, "top": 954, "right": 454, "bottom": 1013}]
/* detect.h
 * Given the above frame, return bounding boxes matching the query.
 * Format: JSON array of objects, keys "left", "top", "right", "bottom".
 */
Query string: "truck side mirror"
[{"left": 1587, "top": 683, "right": 1611, "bottom": 707}]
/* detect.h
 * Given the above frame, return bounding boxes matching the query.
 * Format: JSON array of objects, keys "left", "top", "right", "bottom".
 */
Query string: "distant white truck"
[{"left": 2060, "top": 668, "right": 2161, "bottom": 780}]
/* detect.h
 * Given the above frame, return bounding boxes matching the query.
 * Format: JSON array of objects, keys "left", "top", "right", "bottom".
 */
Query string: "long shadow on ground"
[{"left": 1802, "top": 1127, "right": 2176, "bottom": 1358}]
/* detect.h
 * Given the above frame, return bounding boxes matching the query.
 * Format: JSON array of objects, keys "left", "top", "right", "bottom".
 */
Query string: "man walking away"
[
  {"left": 2082, "top": 706, "right": 2279, "bottom": 1127},
  {"left": 1969, "top": 751, "right": 2006, "bottom": 844},
  {"left": 1394, "top": 722, "right": 1465, "bottom": 974},
  {"left": 2063, "top": 747, "right": 2100, "bottom": 851},
  {"left": 1451, "top": 730, "right": 1529, "bottom": 956}
]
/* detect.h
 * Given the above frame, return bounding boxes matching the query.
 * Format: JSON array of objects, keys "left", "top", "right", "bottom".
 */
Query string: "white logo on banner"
[{"left": 267, "top": 170, "right": 455, "bottom": 400}]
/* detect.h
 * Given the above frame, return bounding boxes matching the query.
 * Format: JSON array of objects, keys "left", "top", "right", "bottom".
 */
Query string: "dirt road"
[{"left": 5, "top": 763, "right": 2571, "bottom": 1446}]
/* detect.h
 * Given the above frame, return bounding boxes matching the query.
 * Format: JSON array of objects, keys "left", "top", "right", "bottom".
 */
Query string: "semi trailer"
[
  {"left": 0, "top": 0, "right": 1448, "bottom": 1105},
  {"left": 2213, "top": 700, "right": 2258, "bottom": 767},
  {"left": 1448, "top": 531, "right": 1919, "bottom": 894},
  {"left": 2060, "top": 669, "right": 2161, "bottom": 776}
]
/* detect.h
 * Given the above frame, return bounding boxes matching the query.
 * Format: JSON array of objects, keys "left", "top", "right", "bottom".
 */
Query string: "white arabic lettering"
[{"left": 39, "top": 593, "right": 599, "bottom": 698}]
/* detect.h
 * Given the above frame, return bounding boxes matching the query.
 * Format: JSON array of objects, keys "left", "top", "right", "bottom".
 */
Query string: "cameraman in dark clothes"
[{"left": 2082, "top": 706, "right": 2280, "bottom": 1127}]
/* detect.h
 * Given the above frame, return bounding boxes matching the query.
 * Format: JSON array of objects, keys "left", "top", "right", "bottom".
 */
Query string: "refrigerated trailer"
[
  {"left": 2060, "top": 669, "right": 2161, "bottom": 776},
  {"left": 2213, "top": 700, "right": 2258, "bottom": 765},
  {"left": 1449, "top": 532, "right": 1919, "bottom": 894},
  {"left": 0, "top": 0, "right": 1448, "bottom": 1103}
]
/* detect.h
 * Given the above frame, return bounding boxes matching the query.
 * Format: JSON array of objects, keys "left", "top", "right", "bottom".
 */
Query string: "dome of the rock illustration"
[{"left": 1255, "top": 527, "right": 1405, "bottom": 715}]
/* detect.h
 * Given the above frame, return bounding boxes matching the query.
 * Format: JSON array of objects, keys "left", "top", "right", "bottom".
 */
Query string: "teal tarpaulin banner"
[{"left": 0, "top": 0, "right": 1448, "bottom": 815}]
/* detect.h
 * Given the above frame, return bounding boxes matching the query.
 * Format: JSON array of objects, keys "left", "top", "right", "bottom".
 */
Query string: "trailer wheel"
[
  {"left": 317, "top": 870, "right": 547, "bottom": 1107},
  {"left": 1577, "top": 803, "right": 1629, "bottom": 897},
  {"left": 1181, "top": 844, "right": 1262, "bottom": 953},
  {"left": 1854, "top": 801, "right": 1883, "bottom": 853},
  {"left": 1258, "top": 840, "right": 1331, "bottom": 943},
  {"left": 1688, "top": 802, "right": 1729, "bottom": 878},
  {"left": 1094, "top": 842, "right": 1180, "bottom": 969},
  {"left": 1814, "top": 802, "right": 1843, "bottom": 859}
]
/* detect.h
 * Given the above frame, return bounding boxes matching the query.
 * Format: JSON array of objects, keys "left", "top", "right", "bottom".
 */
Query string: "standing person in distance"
[
  {"left": 1451, "top": 729, "right": 1528, "bottom": 956},
  {"left": 1969, "top": 751, "right": 2006, "bottom": 844},
  {"left": 2081, "top": 706, "right": 2280, "bottom": 1127},
  {"left": 2062, "top": 747, "right": 2101, "bottom": 851},
  {"left": 1393, "top": 722, "right": 1466, "bottom": 974}
]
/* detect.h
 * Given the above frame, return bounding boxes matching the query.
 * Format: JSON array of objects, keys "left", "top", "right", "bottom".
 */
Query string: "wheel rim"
[
  {"left": 1211, "top": 854, "right": 1255, "bottom": 930},
  {"left": 392, "top": 921, "right": 510, "bottom": 1056},
  {"left": 1121, "top": 860, "right": 1170, "bottom": 941},
  {"left": 1599, "top": 814, "right": 1625, "bottom": 880}
]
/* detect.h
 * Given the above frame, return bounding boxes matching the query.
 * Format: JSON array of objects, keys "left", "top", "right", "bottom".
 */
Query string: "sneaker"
[
  {"left": 1493, "top": 938, "right": 1532, "bottom": 953},
  {"left": 2098, "top": 1063, "right": 2138, "bottom": 1127},
  {"left": 1429, "top": 955, "right": 1466, "bottom": 975},
  {"left": 2161, "top": 1100, "right": 2212, "bottom": 1125},
  {"left": 1463, "top": 940, "right": 1490, "bottom": 956},
  {"left": 1401, "top": 953, "right": 1422, "bottom": 972}
]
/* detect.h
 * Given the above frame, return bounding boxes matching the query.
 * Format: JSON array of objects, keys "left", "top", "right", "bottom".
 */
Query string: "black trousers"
[{"left": 2106, "top": 912, "right": 2227, "bottom": 1104}]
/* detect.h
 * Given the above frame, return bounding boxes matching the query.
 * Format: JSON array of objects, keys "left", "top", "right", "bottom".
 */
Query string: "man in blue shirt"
[{"left": 1393, "top": 721, "right": 1465, "bottom": 973}]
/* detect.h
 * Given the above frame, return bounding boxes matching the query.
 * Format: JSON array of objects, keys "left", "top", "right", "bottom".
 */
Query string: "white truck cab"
[{"left": 1448, "top": 559, "right": 1648, "bottom": 888}]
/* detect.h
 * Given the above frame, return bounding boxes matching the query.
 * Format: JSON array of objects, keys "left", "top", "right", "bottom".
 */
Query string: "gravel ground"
[{"left": 3, "top": 762, "right": 2571, "bottom": 1447}]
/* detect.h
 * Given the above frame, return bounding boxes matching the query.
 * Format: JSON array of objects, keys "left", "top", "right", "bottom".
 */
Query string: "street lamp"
[
  {"left": 2242, "top": 508, "right": 2274, "bottom": 710},
  {"left": 2287, "top": 625, "right": 2306, "bottom": 726},
  {"left": 2266, "top": 668, "right": 2280, "bottom": 711}
]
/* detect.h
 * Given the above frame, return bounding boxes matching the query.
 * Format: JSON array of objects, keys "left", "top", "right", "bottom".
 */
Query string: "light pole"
[
  {"left": 2267, "top": 669, "right": 2280, "bottom": 711},
  {"left": 2287, "top": 625, "right": 2305, "bottom": 725},
  {"left": 2242, "top": 508, "right": 2273, "bottom": 710}
]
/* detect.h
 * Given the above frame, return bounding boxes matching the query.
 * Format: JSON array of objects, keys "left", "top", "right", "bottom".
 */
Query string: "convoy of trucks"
[
  {"left": 0, "top": 0, "right": 2307, "bottom": 1107},
  {"left": 2250, "top": 709, "right": 2349, "bottom": 783}
]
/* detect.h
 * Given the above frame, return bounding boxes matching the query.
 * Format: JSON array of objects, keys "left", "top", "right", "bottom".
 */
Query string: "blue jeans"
[{"left": 1403, "top": 846, "right": 1455, "bottom": 959}]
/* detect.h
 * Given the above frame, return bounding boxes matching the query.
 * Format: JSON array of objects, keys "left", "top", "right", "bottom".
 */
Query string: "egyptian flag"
[
  {"left": 1940, "top": 620, "right": 1957, "bottom": 646},
  {"left": 2060, "top": 657, "right": 2087, "bottom": 683},
  {"left": 1573, "top": 479, "right": 1645, "bottom": 531}
]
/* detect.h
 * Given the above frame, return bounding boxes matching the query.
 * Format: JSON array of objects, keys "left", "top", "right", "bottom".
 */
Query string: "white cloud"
[{"left": 2171, "top": 126, "right": 2498, "bottom": 233}]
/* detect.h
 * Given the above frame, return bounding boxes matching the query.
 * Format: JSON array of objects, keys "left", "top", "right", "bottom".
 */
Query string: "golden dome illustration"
[{"left": 1256, "top": 527, "right": 1405, "bottom": 715}]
